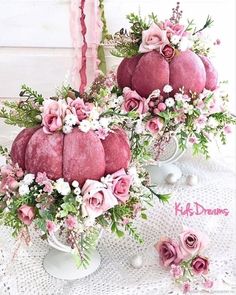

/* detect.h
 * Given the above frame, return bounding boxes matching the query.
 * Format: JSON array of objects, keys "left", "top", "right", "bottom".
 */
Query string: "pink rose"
[
  {"left": 139, "top": 23, "right": 169, "bottom": 53},
  {"left": 123, "top": 88, "right": 148, "bottom": 114},
  {"left": 0, "top": 176, "right": 19, "bottom": 193},
  {"left": 162, "top": 20, "right": 186, "bottom": 37},
  {"left": 179, "top": 227, "right": 209, "bottom": 257},
  {"left": 111, "top": 168, "right": 132, "bottom": 203},
  {"left": 146, "top": 117, "right": 163, "bottom": 133},
  {"left": 191, "top": 256, "right": 209, "bottom": 275},
  {"left": 68, "top": 98, "right": 93, "bottom": 121},
  {"left": 155, "top": 237, "right": 183, "bottom": 267},
  {"left": 18, "top": 205, "right": 35, "bottom": 225},
  {"left": 160, "top": 44, "right": 175, "bottom": 60},
  {"left": 82, "top": 180, "right": 118, "bottom": 218},
  {"left": 65, "top": 215, "right": 77, "bottom": 230},
  {"left": 42, "top": 99, "right": 66, "bottom": 134}
]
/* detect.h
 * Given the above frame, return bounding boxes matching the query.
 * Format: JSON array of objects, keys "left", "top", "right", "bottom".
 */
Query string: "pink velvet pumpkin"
[
  {"left": 11, "top": 127, "right": 131, "bottom": 185},
  {"left": 117, "top": 50, "right": 218, "bottom": 97}
]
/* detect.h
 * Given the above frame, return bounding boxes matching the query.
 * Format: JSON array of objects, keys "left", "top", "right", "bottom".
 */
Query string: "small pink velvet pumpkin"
[
  {"left": 117, "top": 50, "right": 218, "bottom": 97},
  {"left": 11, "top": 127, "right": 131, "bottom": 185}
]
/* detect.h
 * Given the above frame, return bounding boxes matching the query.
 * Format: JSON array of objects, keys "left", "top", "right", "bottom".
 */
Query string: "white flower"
[
  {"left": 128, "top": 166, "right": 141, "bottom": 186},
  {"left": 90, "top": 120, "right": 100, "bottom": 130},
  {"left": 75, "top": 194, "right": 82, "bottom": 203},
  {"left": 207, "top": 117, "right": 218, "bottom": 128},
  {"left": 55, "top": 178, "right": 71, "bottom": 196},
  {"left": 174, "top": 93, "right": 184, "bottom": 102},
  {"left": 99, "top": 117, "right": 110, "bottom": 128},
  {"left": 179, "top": 37, "right": 193, "bottom": 51},
  {"left": 64, "top": 114, "right": 78, "bottom": 126},
  {"left": 171, "top": 34, "right": 181, "bottom": 45},
  {"left": 89, "top": 108, "right": 100, "bottom": 120},
  {"left": 72, "top": 180, "right": 79, "bottom": 188},
  {"left": 19, "top": 184, "right": 30, "bottom": 196},
  {"left": 79, "top": 120, "right": 91, "bottom": 133},
  {"left": 163, "top": 85, "right": 173, "bottom": 93},
  {"left": 183, "top": 102, "right": 194, "bottom": 114},
  {"left": 135, "top": 120, "right": 145, "bottom": 134},
  {"left": 63, "top": 125, "right": 73, "bottom": 134},
  {"left": 74, "top": 187, "right": 81, "bottom": 195},
  {"left": 165, "top": 97, "right": 175, "bottom": 107},
  {"left": 23, "top": 174, "right": 35, "bottom": 185}
]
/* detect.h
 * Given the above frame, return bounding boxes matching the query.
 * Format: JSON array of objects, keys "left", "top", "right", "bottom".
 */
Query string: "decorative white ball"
[
  {"left": 130, "top": 254, "right": 143, "bottom": 269},
  {"left": 186, "top": 175, "right": 198, "bottom": 186},
  {"left": 165, "top": 173, "right": 178, "bottom": 184}
]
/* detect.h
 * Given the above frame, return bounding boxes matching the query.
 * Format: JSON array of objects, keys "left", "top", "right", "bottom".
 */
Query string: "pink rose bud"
[
  {"left": 160, "top": 44, "right": 175, "bottom": 61},
  {"left": 111, "top": 168, "right": 132, "bottom": 203},
  {"left": 157, "top": 102, "right": 167, "bottom": 112},
  {"left": 122, "top": 88, "right": 148, "bottom": 114},
  {"left": 191, "top": 256, "right": 209, "bottom": 275},
  {"left": 224, "top": 125, "right": 232, "bottom": 134},
  {"left": 16, "top": 168, "right": 24, "bottom": 178},
  {"left": 149, "top": 101, "right": 155, "bottom": 108},
  {"left": 153, "top": 108, "right": 160, "bottom": 114},
  {"left": 146, "top": 118, "right": 164, "bottom": 134},
  {"left": 155, "top": 237, "right": 183, "bottom": 267},
  {"left": 18, "top": 205, "right": 35, "bottom": 225}
]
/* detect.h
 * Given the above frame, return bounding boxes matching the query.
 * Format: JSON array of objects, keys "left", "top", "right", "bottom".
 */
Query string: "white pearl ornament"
[
  {"left": 130, "top": 254, "right": 143, "bottom": 269},
  {"left": 186, "top": 175, "right": 198, "bottom": 186},
  {"left": 165, "top": 173, "right": 178, "bottom": 184}
]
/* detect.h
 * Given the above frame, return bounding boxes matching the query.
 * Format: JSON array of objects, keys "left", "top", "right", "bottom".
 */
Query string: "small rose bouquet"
[{"left": 155, "top": 227, "right": 214, "bottom": 293}]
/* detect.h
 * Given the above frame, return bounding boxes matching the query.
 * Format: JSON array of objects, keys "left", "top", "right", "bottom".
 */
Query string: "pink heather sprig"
[
  {"left": 155, "top": 227, "right": 214, "bottom": 293},
  {"left": 170, "top": 2, "right": 183, "bottom": 24}
]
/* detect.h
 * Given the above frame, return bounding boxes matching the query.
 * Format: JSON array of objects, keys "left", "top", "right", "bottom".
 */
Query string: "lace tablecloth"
[{"left": 0, "top": 151, "right": 236, "bottom": 295}]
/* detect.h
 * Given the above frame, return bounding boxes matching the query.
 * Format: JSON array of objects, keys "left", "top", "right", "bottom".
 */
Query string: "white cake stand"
[{"left": 43, "top": 232, "right": 101, "bottom": 280}]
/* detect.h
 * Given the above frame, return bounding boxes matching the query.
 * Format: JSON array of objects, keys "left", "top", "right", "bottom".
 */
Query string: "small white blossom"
[
  {"left": 74, "top": 187, "right": 81, "bottom": 195},
  {"left": 207, "top": 117, "right": 218, "bottom": 128},
  {"left": 72, "top": 180, "right": 79, "bottom": 188},
  {"left": 165, "top": 97, "right": 175, "bottom": 107},
  {"left": 101, "top": 174, "right": 113, "bottom": 187},
  {"left": 75, "top": 194, "right": 82, "bottom": 203},
  {"left": 183, "top": 102, "right": 194, "bottom": 114},
  {"left": 63, "top": 125, "right": 73, "bottom": 134},
  {"left": 163, "top": 85, "right": 173, "bottom": 93},
  {"left": 171, "top": 35, "right": 181, "bottom": 45},
  {"left": 55, "top": 178, "right": 71, "bottom": 196},
  {"left": 174, "top": 93, "right": 184, "bottom": 101},
  {"left": 128, "top": 166, "right": 141, "bottom": 186},
  {"left": 89, "top": 108, "right": 100, "bottom": 120},
  {"left": 19, "top": 183, "right": 30, "bottom": 196},
  {"left": 179, "top": 37, "right": 193, "bottom": 51},
  {"left": 79, "top": 120, "right": 91, "bottom": 133},
  {"left": 23, "top": 174, "right": 35, "bottom": 185},
  {"left": 99, "top": 117, "right": 110, "bottom": 128},
  {"left": 135, "top": 120, "right": 145, "bottom": 134},
  {"left": 64, "top": 114, "right": 78, "bottom": 126},
  {"left": 90, "top": 120, "right": 100, "bottom": 130}
]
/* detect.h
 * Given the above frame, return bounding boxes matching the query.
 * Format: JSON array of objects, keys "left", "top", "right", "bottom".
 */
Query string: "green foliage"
[
  {"left": 111, "top": 42, "right": 139, "bottom": 58},
  {"left": 125, "top": 223, "right": 143, "bottom": 243},
  {"left": 130, "top": 132, "right": 153, "bottom": 162},
  {"left": 193, "top": 15, "right": 214, "bottom": 35},
  {"left": 146, "top": 186, "right": 171, "bottom": 204},
  {"left": 0, "top": 146, "right": 9, "bottom": 157},
  {"left": 20, "top": 84, "right": 44, "bottom": 105},
  {"left": 58, "top": 194, "right": 78, "bottom": 218},
  {"left": 0, "top": 100, "right": 41, "bottom": 127},
  {"left": 74, "top": 228, "right": 100, "bottom": 268}
]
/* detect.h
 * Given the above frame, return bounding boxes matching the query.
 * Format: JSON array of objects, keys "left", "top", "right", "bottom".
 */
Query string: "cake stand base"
[
  {"left": 43, "top": 248, "right": 101, "bottom": 280},
  {"left": 145, "top": 163, "right": 182, "bottom": 185}
]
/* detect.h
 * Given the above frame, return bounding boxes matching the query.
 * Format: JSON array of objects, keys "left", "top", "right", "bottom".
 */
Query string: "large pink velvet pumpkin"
[
  {"left": 11, "top": 127, "right": 131, "bottom": 185},
  {"left": 117, "top": 50, "right": 218, "bottom": 97}
]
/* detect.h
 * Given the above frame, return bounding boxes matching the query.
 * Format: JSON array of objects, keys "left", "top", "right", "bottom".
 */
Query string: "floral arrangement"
[
  {"left": 155, "top": 227, "right": 213, "bottom": 294},
  {"left": 101, "top": 2, "right": 236, "bottom": 160},
  {"left": 0, "top": 85, "right": 169, "bottom": 267}
]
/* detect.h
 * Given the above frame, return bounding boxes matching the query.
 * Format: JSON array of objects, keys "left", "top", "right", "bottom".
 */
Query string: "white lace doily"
[{"left": 0, "top": 151, "right": 236, "bottom": 295}]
